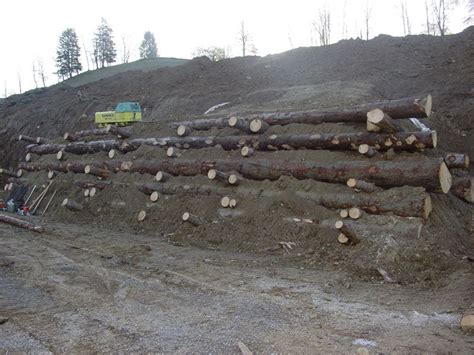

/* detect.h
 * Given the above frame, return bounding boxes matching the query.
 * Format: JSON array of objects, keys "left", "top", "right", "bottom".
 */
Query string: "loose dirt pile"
[{"left": 0, "top": 28, "right": 473, "bottom": 286}]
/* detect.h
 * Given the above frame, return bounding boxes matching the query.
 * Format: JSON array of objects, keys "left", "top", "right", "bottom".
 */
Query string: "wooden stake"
[
  {"left": 41, "top": 189, "right": 57, "bottom": 216},
  {"left": 346, "top": 178, "right": 380, "bottom": 193},
  {"left": 339, "top": 209, "right": 349, "bottom": 218},
  {"left": 62, "top": 198, "right": 83, "bottom": 211},
  {"left": 56, "top": 150, "right": 66, "bottom": 161},
  {"left": 30, "top": 181, "right": 53, "bottom": 210},
  {"left": 84, "top": 165, "right": 110, "bottom": 179},
  {"left": 31, "top": 182, "right": 52, "bottom": 214},
  {"left": 182, "top": 212, "right": 205, "bottom": 226},
  {"left": 349, "top": 207, "right": 363, "bottom": 219},
  {"left": 241, "top": 146, "right": 254, "bottom": 157},
  {"left": 249, "top": 118, "right": 269, "bottom": 133},
  {"left": 221, "top": 196, "right": 231, "bottom": 208},
  {"left": 155, "top": 171, "right": 171, "bottom": 182},
  {"left": 138, "top": 210, "right": 147, "bottom": 221},
  {"left": 335, "top": 220, "right": 360, "bottom": 244},
  {"left": 24, "top": 185, "right": 37, "bottom": 205},
  {"left": 150, "top": 191, "right": 159, "bottom": 202},
  {"left": 367, "top": 108, "right": 401, "bottom": 133},
  {"left": 167, "top": 147, "right": 179, "bottom": 158},
  {"left": 358, "top": 144, "right": 376, "bottom": 158},
  {"left": 177, "top": 125, "right": 192, "bottom": 137}
]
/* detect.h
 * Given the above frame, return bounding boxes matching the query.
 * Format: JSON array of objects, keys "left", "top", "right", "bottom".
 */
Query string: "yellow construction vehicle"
[{"left": 95, "top": 102, "right": 142, "bottom": 126}]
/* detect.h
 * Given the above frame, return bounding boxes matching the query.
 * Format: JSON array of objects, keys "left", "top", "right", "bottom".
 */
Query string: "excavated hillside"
[{"left": 0, "top": 28, "right": 473, "bottom": 285}]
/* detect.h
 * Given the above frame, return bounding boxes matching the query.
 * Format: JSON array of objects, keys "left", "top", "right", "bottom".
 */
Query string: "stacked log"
[
  {"left": 19, "top": 157, "right": 452, "bottom": 193},
  {"left": 171, "top": 95, "right": 432, "bottom": 130},
  {"left": 25, "top": 130, "right": 437, "bottom": 157},
  {"left": 444, "top": 153, "right": 470, "bottom": 170},
  {"left": 63, "top": 126, "right": 131, "bottom": 142},
  {"left": 451, "top": 177, "right": 473, "bottom": 203}
]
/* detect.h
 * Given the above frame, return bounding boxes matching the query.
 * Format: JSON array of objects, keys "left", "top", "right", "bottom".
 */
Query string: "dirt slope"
[{"left": 0, "top": 28, "right": 473, "bottom": 285}]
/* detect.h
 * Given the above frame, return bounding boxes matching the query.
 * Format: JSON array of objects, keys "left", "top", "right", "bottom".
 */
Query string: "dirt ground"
[
  {"left": 1, "top": 220, "right": 473, "bottom": 353},
  {"left": 0, "top": 28, "right": 473, "bottom": 352}
]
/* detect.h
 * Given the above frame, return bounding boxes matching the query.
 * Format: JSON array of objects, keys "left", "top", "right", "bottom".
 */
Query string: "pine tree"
[
  {"left": 139, "top": 31, "right": 158, "bottom": 59},
  {"left": 56, "top": 28, "right": 82, "bottom": 79},
  {"left": 93, "top": 18, "right": 116, "bottom": 68}
]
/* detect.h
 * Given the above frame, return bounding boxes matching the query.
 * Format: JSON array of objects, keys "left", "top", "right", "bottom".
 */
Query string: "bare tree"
[
  {"left": 3, "top": 81, "right": 7, "bottom": 98},
  {"left": 432, "top": 0, "right": 448, "bottom": 35},
  {"left": 81, "top": 36, "right": 91, "bottom": 71},
  {"left": 37, "top": 60, "right": 47, "bottom": 88},
  {"left": 122, "top": 36, "right": 131, "bottom": 63},
  {"left": 17, "top": 72, "right": 22, "bottom": 94},
  {"left": 288, "top": 31, "right": 294, "bottom": 49},
  {"left": 401, "top": 1, "right": 412, "bottom": 35},
  {"left": 425, "top": 0, "right": 432, "bottom": 34},
  {"left": 364, "top": 1, "right": 372, "bottom": 40},
  {"left": 342, "top": 0, "right": 349, "bottom": 39},
  {"left": 313, "top": 7, "right": 331, "bottom": 46},
  {"left": 32, "top": 62, "right": 38, "bottom": 89},
  {"left": 193, "top": 46, "right": 226, "bottom": 61},
  {"left": 238, "top": 21, "right": 250, "bottom": 56}
]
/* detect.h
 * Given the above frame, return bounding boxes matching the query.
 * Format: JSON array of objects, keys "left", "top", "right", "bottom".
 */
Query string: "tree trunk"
[
  {"left": 136, "top": 183, "right": 432, "bottom": 219},
  {"left": 170, "top": 95, "right": 432, "bottom": 130},
  {"left": 367, "top": 109, "right": 401, "bottom": 133},
  {"left": 444, "top": 153, "right": 470, "bottom": 170},
  {"left": 73, "top": 180, "right": 111, "bottom": 190},
  {"left": 105, "top": 125, "right": 131, "bottom": 139},
  {"left": 0, "top": 214, "right": 44, "bottom": 233},
  {"left": 85, "top": 165, "right": 110, "bottom": 179},
  {"left": 62, "top": 198, "right": 83, "bottom": 211},
  {"left": 451, "top": 177, "right": 473, "bottom": 203},
  {"left": 26, "top": 140, "right": 121, "bottom": 156}
]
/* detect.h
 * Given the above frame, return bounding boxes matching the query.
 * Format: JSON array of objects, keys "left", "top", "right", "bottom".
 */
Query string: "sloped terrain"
[{"left": 0, "top": 28, "right": 473, "bottom": 352}]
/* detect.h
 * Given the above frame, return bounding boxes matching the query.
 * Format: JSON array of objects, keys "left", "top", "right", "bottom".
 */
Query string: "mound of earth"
[{"left": 0, "top": 27, "right": 473, "bottom": 286}]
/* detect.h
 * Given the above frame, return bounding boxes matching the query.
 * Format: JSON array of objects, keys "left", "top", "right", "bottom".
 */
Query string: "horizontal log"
[
  {"left": 63, "top": 127, "right": 130, "bottom": 142},
  {"left": 444, "top": 153, "right": 470, "bottom": 170},
  {"left": 367, "top": 109, "right": 401, "bottom": 133},
  {"left": 105, "top": 125, "right": 131, "bottom": 139},
  {"left": 25, "top": 130, "right": 437, "bottom": 157},
  {"left": 19, "top": 157, "right": 451, "bottom": 193},
  {"left": 73, "top": 180, "right": 111, "bottom": 190},
  {"left": 62, "top": 198, "right": 83, "bottom": 211},
  {"left": 135, "top": 183, "right": 433, "bottom": 219},
  {"left": 171, "top": 95, "right": 432, "bottom": 130},
  {"left": 0, "top": 214, "right": 44, "bottom": 233},
  {"left": 18, "top": 135, "right": 38, "bottom": 144},
  {"left": 0, "top": 168, "right": 18, "bottom": 178}
]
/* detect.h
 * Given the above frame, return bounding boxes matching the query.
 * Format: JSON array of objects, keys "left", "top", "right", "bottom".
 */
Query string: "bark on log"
[
  {"left": 451, "top": 177, "right": 473, "bottom": 203},
  {"left": 182, "top": 212, "right": 205, "bottom": 226},
  {"left": 137, "top": 183, "right": 432, "bottom": 219},
  {"left": 105, "top": 125, "right": 131, "bottom": 139},
  {"left": 155, "top": 171, "right": 171, "bottom": 182},
  {"left": 84, "top": 165, "right": 110, "bottom": 179},
  {"left": 62, "top": 198, "right": 83, "bottom": 211},
  {"left": 444, "top": 153, "right": 470, "bottom": 170},
  {"left": 367, "top": 109, "right": 401, "bottom": 133},
  {"left": 0, "top": 168, "right": 18, "bottom": 178},
  {"left": 171, "top": 95, "right": 432, "bottom": 130},
  {"left": 73, "top": 180, "right": 111, "bottom": 190},
  {"left": 335, "top": 220, "right": 360, "bottom": 244},
  {"left": 0, "top": 214, "right": 44, "bottom": 233},
  {"left": 19, "top": 157, "right": 451, "bottom": 193},
  {"left": 461, "top": 303, "right": 474, "bottom": 332},
  {"left": 25, "top": 130, "right": 437, "bottom": 157},
  {"left": 347, "top": 178, "right": 381, "bottom": 193}
]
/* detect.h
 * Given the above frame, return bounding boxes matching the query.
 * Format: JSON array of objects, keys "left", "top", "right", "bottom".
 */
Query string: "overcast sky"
[{"left": 0, "top": 0, "right": 471, "bottom": 96}]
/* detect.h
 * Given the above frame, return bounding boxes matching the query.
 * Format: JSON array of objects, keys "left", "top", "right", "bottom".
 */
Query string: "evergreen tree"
[
  {"left": 93, "top": 18, "right": 116, "bottom": 68},
  {"left": 139, "top": 31, "right": 158, "bottom": 59},
  {"left": 55, "top": 28, "right": 82, "bottom": 79}
]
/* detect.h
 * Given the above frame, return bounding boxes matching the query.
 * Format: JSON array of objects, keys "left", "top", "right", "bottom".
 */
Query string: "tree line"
[{"left": 56, "top": 18, "right": 158, "bottom": 80}]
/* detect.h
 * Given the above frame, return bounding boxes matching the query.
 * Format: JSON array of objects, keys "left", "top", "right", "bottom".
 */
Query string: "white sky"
[{"left": 0, "top": 0, "right": 470, "bottom": 96}]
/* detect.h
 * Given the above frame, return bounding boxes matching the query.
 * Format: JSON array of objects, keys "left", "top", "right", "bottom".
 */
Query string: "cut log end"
[
  {"left": 439, "top": 162, "right": 452, "bottom": 194},
  {"left": 16, "top": 169, "right": 23, "bottom": 178},
  {"left": 182, "top": 212, "right": 204, "bottom": 226},
  {"left": 221, "top": 196, "right": 231, "bottom": 208},
  {"left": 431, "top": 130, "right": 437, "bottom": 148},
  {"left": 47, "top": 170, "right": 56, "bottom": 179},
  {"left": 228, "top": 174, "right": 240, "bottom": 185},
  {"left": 349, "top": 207, "right": 362, "bottom": 219},
  {"left": 150, "top": 191, "right": 159, "bottom": 202},
  {"left": 339, "top": 209, "right": 349, "bottom": 218},
  {"left": 25, "top": 153, "right": 32, "bottom": 162},
  {"left": 229, "top": 198, "right": 237, "bottom": 208},
  {"left": 207, "top": 169, "right": 217, "bottom": 180},
  {"left": 108, "top": 149, "right": 116, "bottom": 159},
  {"left": 56, "top": 151, "right": 66, "bottom": 161},
  {"left": 62, "top": 198, "right": 83, "bottom": 211},
  {"left": 155, "top": 171, "right": 171, "bottom": 182},
  {"left": 241, "top": 146, "right": 254, "bottom": 157},
  {"left": 84, "top": 189, "right": 90, "bottom": 197},
  {"left": 249, "top": 119, "right": 269, "bottom": 133},
  {"left": 89, "top": 187, "right": 97, "bottom": 197},
  {"left": 334, "top": 220, "right": 344, "bottom": 229},
  {"left": 423, "top": 94, "right": 432, "bottom": 117},
  {"left": 461, "top": 311, "right": 474, "bottom": 332},
  {"left": 182, "top": 212, "right": 191, "bottom": 221},
  {"left": 177, "top": 125, "right": 191, "bottom": 137},
  {"left": 138, "top": 210, "right": 147, "bottom": 221},
  {"left": 228, "top": 116, "right": 238, "bottom": 127},
  {"left": 337, "top": 233, "right": 350, "bottom": 245},
  {"left": 167, "top": 147, "right": 178, "bottom": 157}
]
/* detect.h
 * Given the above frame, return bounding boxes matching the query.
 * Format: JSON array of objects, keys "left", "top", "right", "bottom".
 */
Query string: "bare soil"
[{"left": 0, "top": 28, "right": 473, "bottom": 352}]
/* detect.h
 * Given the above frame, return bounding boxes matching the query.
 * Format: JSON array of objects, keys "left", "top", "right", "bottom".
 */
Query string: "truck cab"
[{"left": 95, "top": 102, "right": 142, "bottom": 126}]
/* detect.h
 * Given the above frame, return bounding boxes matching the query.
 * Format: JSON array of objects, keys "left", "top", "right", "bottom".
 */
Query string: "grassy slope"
[{"left": 64, "top": 57, "right": 188, "bottom": 87}]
